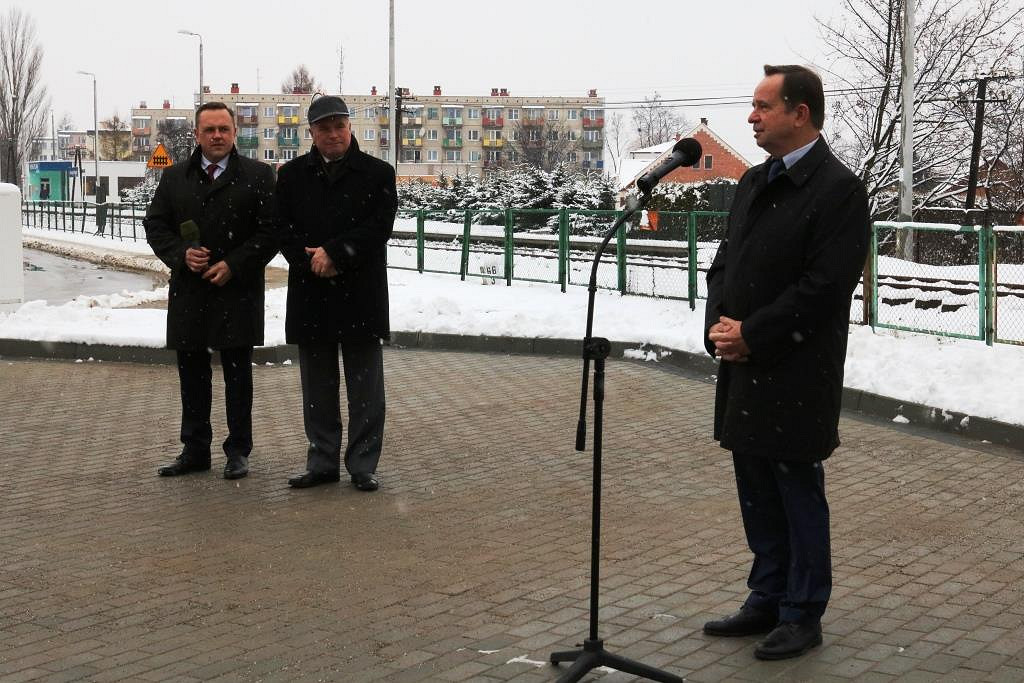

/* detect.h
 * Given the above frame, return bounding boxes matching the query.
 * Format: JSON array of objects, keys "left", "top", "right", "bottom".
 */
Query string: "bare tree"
[
  {"left": 819, "top": 0, "right": 1024, "bottom": 219},
  {"left": 156, "top": 118, "right": 195, "bottom": 163},
  {"left": 631, "top": 92, "right": 688, "bottom": 148},
  {"left": 604, "top": 112, "right": 629, "bottom": 177},
  {"left": 506, "top": 117, "right": 581, "bottom": 171},
  {"left": 0, "top": 8, "right": 49, "bottom": 187},
  {"left": 281, "top": 64, "right": 321, "bottom": 94},
  {"left": 100, "top": 112, "right": 131, "bottom": 160}
]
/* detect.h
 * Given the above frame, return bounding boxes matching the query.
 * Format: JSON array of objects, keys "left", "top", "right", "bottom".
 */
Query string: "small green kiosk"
[{"left": 27, "top": 161, "right": 75, "bottom": 201}]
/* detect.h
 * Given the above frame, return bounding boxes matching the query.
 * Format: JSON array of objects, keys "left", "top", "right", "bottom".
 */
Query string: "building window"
[
  {"left": 244, "top": 149, "right": 257, "bottom": 159},
  {"left": 568, "top": 109, "right": 578, "bottom": 120},
  {"left": 567, "top": 130, "right": 578, "bottom": 141},
  {"left": 467, "top": 129, "right": 480, "bottom": 141},
  {"left": 528, "top": 129, "right": 541, "bottom": 141},
  {"left": 364, "top": 107, "right": 376, "bottom": 118},
  {"left": 427, "top": 149, "right": 438, "bottom": 161},
  {"left": 264, "top": 107, "right": 274, "bottom": 117},
  {"left": 427, "top": 107, "right": 439, "bottom": 120},
  {"left": 568, "top": 152, "right": 577, "bottom": 162},
  {"left": 467, "top": 108, "right": 480, "bottom": 119},
  {"left": 584, "top": 108, "right": 603, "bottom": 119},
  {"left": 282, "top": 149, "right": 297, "bottom": 160},
  {"left": 427, "top": 129, "right": 438, "bottom": 140},
  {"left": 279, "top": 105, "right": 299, "bottom": 118},
  {"left": 402, "top": 149, "right": 421, "bottom": 162},
  {"left": 488, "top": 150, "right": 502, "bottom": 162},
  {"left": 281, "top": 127, "right": 297, "bottom": 140},
  {"left": 264, "top": 149, "right": 275, "bottom": 160},
  {"left": 704, "top": 155, "right": 713, "bottom": 169},
  {"left": 405, "top": 129, "right": 417, "bottom": 141},
  {"left": 507, "top": 108, "right": 519, "bottom": 120},
  {"left": 510, "top": 130, "right": 520, "bottom": 141},
  {"left": 445, "top": 150, "right": 462, "bottom": 162},
  {"left": 469, "top": 150, "right": 481, "bottom": 162},
  {"left": 305, "top": 129, "right": 312, "bottom": 139},
  {"left": 381, "top": 150, "right": 390, "bottom": 162},
  {"left": 585, "top": 151, "right": 601, "bottom": 161},
  {"left": 584, "top": 130, "right": 601, "bottom": 143},
  {"left": 488, "top": 130, "right": 502, "bottom": 141},
  {"left": 264, "top": 128, "right": 275, "bottom": 139},
  {"left": 364, "top": 129, "right": 376, "bottom": 141}
]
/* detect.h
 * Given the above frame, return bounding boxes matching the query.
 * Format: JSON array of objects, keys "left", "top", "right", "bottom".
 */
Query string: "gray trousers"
[{"left": 298, "top": 339, "right": 385, "bottom": 476}]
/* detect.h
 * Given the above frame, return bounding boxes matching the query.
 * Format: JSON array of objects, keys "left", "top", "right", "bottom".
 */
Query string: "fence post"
[
  {"left": 504, "top": 208, "right": 513, "bottom": 286},
  {"left": 981, "top": 218, "right": 995, "bottom": 346},
  {"left": 687, "top": 212, "right": 698, "bottom": 311},
  {"left": 558, "top": 208, "right": 568, "bottom": 293},
  {"left": 416, "top": 210, "right": 425, "bottom": 273},
  {"left": 616, "top": 212, "right": 627, "bottom": 294},
  {"left": 459, "top": 209, "right": 471, "bottom": 281},
  {"left": 872, "top": 223, "right": 880, "bottom": 329}
]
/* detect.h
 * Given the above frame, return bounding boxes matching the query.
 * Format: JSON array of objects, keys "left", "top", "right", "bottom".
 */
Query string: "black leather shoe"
[
  {"left": 754, "top": 621, "right": 823, "bottom": 660},
  {"left": 287, "top": 470, "right": 341, "bottom": 488},
  {"left": 703, "top": 606, "right": 777, "bottom": 637},
  {"left": 158, "top": 455, "right": 211, "bottom": 477},
  {"left": 223, "top": 455, "right": 249, "bottom": 480},
  {"left": 351, "top": 472, "right": 379, "bottom": 492}
]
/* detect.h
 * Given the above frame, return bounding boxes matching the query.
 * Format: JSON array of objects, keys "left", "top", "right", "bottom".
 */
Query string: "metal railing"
[{"left": 20, "top": 201, "right": 1023, "bottom": 345}]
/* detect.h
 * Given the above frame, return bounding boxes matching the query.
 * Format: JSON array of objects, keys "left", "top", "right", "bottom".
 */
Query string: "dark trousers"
[
  {"left": 732, "top": 452, "right": 832, "bottom": 624},
  {"left": 298, "top": 339, "right": 385, "bottom": 476},
  {"left": 177, "top": 347, "right": 254, "bottom": 461}
]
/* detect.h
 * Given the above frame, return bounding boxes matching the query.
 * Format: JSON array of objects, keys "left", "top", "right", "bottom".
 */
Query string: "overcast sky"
[{"left": 24, "top": 0, "right": 850, "bottom": 164}]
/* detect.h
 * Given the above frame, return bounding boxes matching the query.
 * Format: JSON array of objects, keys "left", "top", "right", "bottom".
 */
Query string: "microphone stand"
[{"left": 549, "top": 192, "right": 682, "bottom": 683}]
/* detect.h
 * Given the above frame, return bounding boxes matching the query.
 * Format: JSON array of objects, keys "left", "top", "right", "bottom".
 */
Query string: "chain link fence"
[{"left": 994, "top": 226, "right": 1024, "bottom": 345}]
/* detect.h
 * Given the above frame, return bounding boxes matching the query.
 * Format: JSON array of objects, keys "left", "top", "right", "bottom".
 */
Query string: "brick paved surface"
[{"left": 0, "top": 349, "right": 1022, "bottom": 682}]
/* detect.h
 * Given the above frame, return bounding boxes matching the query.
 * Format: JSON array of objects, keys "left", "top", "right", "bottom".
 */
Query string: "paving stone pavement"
[{"left": 1, "top": 348, "right": 1023, "bottom": 682}]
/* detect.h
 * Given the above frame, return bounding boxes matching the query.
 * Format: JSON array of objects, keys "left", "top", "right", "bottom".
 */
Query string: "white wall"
[{"left": 0, "top": 183, "right": 24, "bottom": 311}]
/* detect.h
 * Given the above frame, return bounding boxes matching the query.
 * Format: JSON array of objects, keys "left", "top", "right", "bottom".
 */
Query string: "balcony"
[
  {"left": 482, "top": 139, "right": 504, "bottom": 148},
  {"left": 379, "top": 138, "right": 390, "bottom": 147},
  {"left": 402, "top": 115, "right": 423, "bottom": 126},
  {"left": 482, "top": 116, "right": 503, "bottom": 127},
  {"left": 132, "top": 127, "right": 151, "bottom": 137},
  {"left": 522, "top": 117, "right": 545, "bottom": 127},
  {"left": 403, "top": 138, "right": 423, "bottom": 147},
  {"left": 442, "top": 138, "right": 463, "bottom": 149},
  {"left": 581, "top": 160, "right": 605, "bottom": 170},
  {"left": 277, "top": 134, "right": 300, "bottom": 147},
  {"left": 377, "top": 115, "right": 390, "bottom": 126},
  {"left": 277, "top": 114, "right": 300, "bottom": 125},
  {"left": 237, "top": 114, "right": 258, "bottom": 125},
  {"left": 237, "top": 136, "right": 259, "bottom": 149},
  {"left": 482, "top": 158, "right": 502, "bottom": 168},
  {"left": 581, "top": 138, "right": 604, "bottom": 149},
  {"left": 582, "top": 116, "right": 605, "bottom": 128},
  {"left": 442, "top": 116, "right": 463, "bottom": 127},
  {"left": 132, "top": 141, "right": 151, "bottom": 152}
]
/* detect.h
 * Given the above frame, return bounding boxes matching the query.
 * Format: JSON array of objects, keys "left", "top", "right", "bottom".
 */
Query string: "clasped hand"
[
  {"left": 185, "top": 246, "right": 232, "bottom": 286},
  {"left": 709, "top": 316, "right": 750, "bottom": 363},
  {"left": 305, "top": 246, "right": 338, "bottom": 277}
]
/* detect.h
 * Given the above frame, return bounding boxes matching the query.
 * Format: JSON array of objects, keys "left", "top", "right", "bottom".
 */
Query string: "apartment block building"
[
  {"left": 132, "top": 84, "right": 605, "bottom": 178},
  {"left": 130, "top": 100, "right": 194, "bottom": 161}
]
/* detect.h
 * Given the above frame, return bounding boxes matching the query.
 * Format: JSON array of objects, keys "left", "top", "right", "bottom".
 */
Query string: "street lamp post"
[
  {"left": 178, "top": 30, "right": 204, "bottom": 107},
  {"left": 76, "top": 70, "right": 99, "bottom": 200}
]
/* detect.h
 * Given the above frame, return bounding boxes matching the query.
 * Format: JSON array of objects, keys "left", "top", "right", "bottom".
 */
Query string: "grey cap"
[{"left": 308, "top": 95, "right": 349, "bottom": 123}]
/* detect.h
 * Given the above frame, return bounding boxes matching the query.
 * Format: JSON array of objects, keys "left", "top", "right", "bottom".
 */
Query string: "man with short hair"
[
  {"left": 275, "top": 96, "right": 397, "bottom": 491},
  {"left": 701, "top": 65, "right": 869, "bottom": 660},
  {"left": 145, "top": 101, "right": 277, "bottom": 481}
]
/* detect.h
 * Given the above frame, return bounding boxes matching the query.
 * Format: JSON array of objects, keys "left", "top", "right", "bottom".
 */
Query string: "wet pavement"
[
  {"left": 22, "top": 249, "right": 163, "bottom": 304},
  {"left": 1, "top": 349, "right": 1023, "bottom": 682}
]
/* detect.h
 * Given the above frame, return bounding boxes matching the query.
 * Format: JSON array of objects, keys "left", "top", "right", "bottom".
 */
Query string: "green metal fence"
[{"left": 22, "top": 200, "right": 149, "bottom": 241}]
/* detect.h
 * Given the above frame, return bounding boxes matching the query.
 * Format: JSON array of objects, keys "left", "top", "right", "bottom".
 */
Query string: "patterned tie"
[
  {"left": 206, "top": 163, "right": 218, "bottom": 181},
  {"left": 767, "top": 158, "right": 785, "bottom": 181}
]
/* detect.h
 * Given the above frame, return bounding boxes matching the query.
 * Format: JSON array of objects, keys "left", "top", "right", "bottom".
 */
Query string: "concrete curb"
[{"left": 1, "top": 334, "right": 1020, "bottom": 452}]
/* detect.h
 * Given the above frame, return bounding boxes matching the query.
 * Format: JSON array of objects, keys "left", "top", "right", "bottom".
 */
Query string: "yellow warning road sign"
[{"left": 147, "top": 143, "right": 173, "bottom": 169}]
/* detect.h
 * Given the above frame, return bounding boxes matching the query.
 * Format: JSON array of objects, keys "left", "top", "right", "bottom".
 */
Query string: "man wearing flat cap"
[{"left": 275, "top": 95, "right": 398, "bottom": 491}]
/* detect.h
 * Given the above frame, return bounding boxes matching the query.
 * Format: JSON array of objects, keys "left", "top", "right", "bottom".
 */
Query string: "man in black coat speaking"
[
  {"left": 144, "top": 102, "right": 277, "bottom": 480},
  {"left": 275, "top": 96, "right": 397, "bottom": 491},
  {"left": 701, "top": 65, "right": 869, "bottom": 660}
]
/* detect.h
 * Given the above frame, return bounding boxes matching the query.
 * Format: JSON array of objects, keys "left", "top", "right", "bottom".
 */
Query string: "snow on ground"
[{"left": 5, "top": 227, "right": 1023, "bottom": 427}]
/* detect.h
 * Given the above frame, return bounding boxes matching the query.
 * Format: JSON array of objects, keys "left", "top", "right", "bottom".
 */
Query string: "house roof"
[{"left": 617, "top": 121, "right": 754, "bottom": 191}]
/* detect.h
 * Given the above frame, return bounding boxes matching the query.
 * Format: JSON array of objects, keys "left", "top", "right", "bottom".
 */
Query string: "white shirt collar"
[
  {"left": 201, "top": 155, "right": 227, "bottom": 175},
  {"left": 780, "top": 137, "right": 819, "bottom": 170}
]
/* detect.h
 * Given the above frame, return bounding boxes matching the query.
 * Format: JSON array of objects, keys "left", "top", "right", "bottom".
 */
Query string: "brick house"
[{"left": 619, "top": 118, "right": 753, "bottom": 195}]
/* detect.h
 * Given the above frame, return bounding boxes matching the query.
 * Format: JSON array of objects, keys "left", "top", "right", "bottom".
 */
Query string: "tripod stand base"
[{"left": 550, "top": 639, "right": 682, "bottom": 683}]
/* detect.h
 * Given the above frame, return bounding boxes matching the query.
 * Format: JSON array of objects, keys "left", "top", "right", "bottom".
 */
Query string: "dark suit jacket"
[
  {"left": 275, "top": 138, "right": 397, "bottom": 343},
  {"left": 704, "top": 138, "right": 869, "bottom": 461},
  {"left": 144, "top": 147, "right": 277, "bottom": 350}
]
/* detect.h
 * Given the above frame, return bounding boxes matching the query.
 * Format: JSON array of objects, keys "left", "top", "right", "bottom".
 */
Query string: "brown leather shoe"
[
  {"left": 703, "top": 606, "right": 777, "bottom": 637},
  {"left": 754, "top": 621, "right": 823, "bottom": 660}
]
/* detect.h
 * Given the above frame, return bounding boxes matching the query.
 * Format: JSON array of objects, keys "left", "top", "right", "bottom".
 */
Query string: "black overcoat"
[
  {"left": 275, "top": 139, "right": 397, "bottom": 343},
  {"left": 704, "top": 138, "right": 869, "bottom": 461},
  {"left": 144, "top": 147, "right": 277, "bottom": 350}
]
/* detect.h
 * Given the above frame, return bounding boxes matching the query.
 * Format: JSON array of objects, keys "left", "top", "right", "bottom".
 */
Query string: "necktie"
[
  {"left": 767, "top": 158, "right": 785, "bottom": 181},
  {"left": 206, "top": 164, "right": 218, "bottom": 181}
]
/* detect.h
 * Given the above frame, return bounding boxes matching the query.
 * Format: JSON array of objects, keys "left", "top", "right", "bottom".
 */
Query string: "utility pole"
[
  {"left": 898, "top": 0, "right": 914, "bottom": 222},
  {"left": 964, "top": 73, "right": 1012, "bottom": 209},
  {"left": 337, "top": 45, "right": 344, "bottom": 93},
  {"left": 388, "top": 0, "right": 397, "bottom": 170}
]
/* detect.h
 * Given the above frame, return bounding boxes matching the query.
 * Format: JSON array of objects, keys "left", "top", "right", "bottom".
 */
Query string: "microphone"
[{"left": 635, "top": 138, "right": 703, "bottom": 194}]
